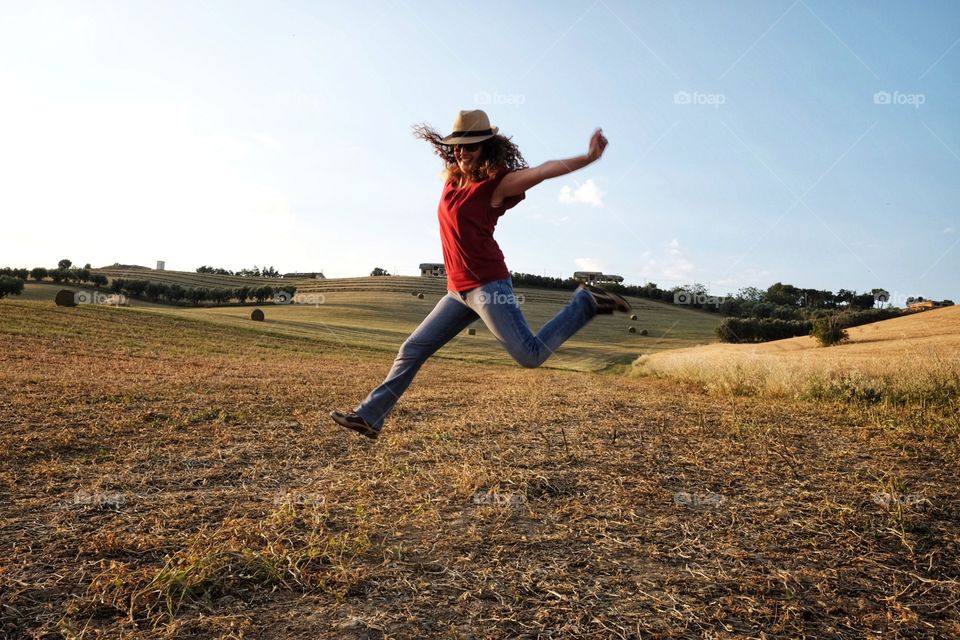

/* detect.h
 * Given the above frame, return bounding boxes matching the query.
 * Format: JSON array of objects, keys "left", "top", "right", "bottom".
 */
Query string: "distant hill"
[
  {"left": 27, "top": 272, "right": 724, "bottom": 372},
  {"left": 633, "top": 305, "right": 960, "bottom": 403},
  {"left": 97, "top": 263, "right": 151, "bottom": 270},
  {"left": 91, "top": 266, "right": 303, "bottom": 289}
]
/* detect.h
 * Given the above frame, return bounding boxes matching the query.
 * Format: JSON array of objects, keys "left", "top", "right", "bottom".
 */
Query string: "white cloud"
[
  {"left": 636, "top": 238, "right": 695, "bottom": 284},
  {"left": 943, "top": 227, "right": 956, "bottom": 235},
  {"left": 574, "top": 257, "right": 604, "bottom": 272},
  {"left": 559, "top": 178, "right": 604, "bottom": 208},
  {"left": 713, "top": 268, "right": 774, "bottom": 289},
  {"left": 253, "top": 133, "right": 281, "bottom": 149}
]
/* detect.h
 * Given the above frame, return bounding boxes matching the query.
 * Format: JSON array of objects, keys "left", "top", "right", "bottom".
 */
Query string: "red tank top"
[{"left": 438, "top": 168, "right": 525, "bottom": 291}]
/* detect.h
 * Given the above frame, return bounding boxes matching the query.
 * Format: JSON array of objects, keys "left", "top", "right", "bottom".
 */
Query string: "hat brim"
[{"left": 441, "top": 127, "right": 498, "bottom": 146}]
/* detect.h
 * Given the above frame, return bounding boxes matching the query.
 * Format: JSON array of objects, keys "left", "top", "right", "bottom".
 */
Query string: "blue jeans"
[{"left": 354, "top": 278, "right": 599, "bottom": 430}]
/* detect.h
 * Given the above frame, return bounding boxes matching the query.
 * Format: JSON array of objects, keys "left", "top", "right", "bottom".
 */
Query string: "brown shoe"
[
  {"left": 330, "top": 410, "right": 380, "bottom": 440},
  {"left": 578, "top": 283, "right": 631, "bottom": 314}
]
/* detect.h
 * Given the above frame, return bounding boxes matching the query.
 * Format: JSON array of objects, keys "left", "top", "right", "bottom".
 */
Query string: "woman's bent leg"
[
  {"left": 355, "top": 293, "right": 479, "bottom": 429},
  {"left": 467, "top": 278, "right": 597, "bottom": 369}
]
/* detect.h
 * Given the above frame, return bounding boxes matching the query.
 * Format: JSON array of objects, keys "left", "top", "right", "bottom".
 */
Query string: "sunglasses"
[{"left": 453, "top": 142, "right": 482, "bottom": 152}]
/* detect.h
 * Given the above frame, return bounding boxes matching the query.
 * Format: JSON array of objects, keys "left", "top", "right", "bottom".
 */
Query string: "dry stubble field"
[{"left": 1, "top": 299, "right": 958, "bottom": 639}]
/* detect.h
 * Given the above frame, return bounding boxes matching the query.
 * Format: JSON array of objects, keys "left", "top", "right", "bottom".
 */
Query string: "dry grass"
[
  {"left": 633, "top": 306, "right": 960, "bottom": 406},
  {"left": 2, "top": 299, "right": 959, "bottom": 638}
]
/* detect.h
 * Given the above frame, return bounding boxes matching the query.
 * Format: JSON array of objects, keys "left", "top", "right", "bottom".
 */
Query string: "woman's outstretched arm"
[{"left": 493, "top": 128, "right": 608, "bottom": 200}]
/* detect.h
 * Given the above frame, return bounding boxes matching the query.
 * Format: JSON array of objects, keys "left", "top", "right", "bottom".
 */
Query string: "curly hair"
[{"left": 412, "top": 123, "right": 528, "bottom": 185}]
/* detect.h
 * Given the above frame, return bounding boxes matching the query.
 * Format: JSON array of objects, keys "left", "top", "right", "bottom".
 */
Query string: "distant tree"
[
  {"left": 736, "top": 286, "right": 765, "bottom": 302},
  {"left": 124, "top": 280, "right": 149, "bottom": 297},
  {"left": 261, "top": 266, "right": 280, "bottom": 278},
  {"left": 799, "top": 288, "right": 833, "bottom": 308},
  {"left": 30, "top": 267, "right": 48, "bottom": 281},
  {"left": 943, "top": 300, "right": 955, "bottom": 306},
  {"left": 811, "top": 315, "right": 849, "bottom": 347},
  {"left": 187, "top": 287, "right": 209, "bottom": 305},
  {"left": 718, "top": 297, "right": 743, "bottom": 316},
  {"left": 58, "top": 259, "right": 72, "bottom": 270},
  {"left": 0, "top": 276, "right": 25, "bottom": 298},
  {"left": 48, "top": 269, "right": 67, "bottom": 283},
  {"left": 371, "top": 267, "right": 391, "bottom": 276},
  {"left": 235, "top": 286, "right": 251, "bottom": 303},
  {"left": 871, "top": 288, "right": 890, "bottom": 309},
  {"left": 766, "top": 282, "right": 801, "bottom": 306},
  {"left": 166, "top": 284, "right": 186, "bottom": 304},
  {"left": 252, "top": 285, "right": 274, "bottom": 303},
  {"left": 835, "top": 289, "right": 856, "bottom": 306},
  {"left": 197, "top": 265, "right": 235, "bottom": 275},
  {"left": 144, "top": 282, "right": 167, "bottom": 301},
  {"left": 716, "top": 317, "right": 812, "bottom": 343},
  {"left": 851, "top": 292, "right": 875, "bottom": 310},
  {"left": 90, "top": 274, "right": 108, "bottom": 287},
  {"left": 210, "top": 288, "right": 232, "bottom": 304},
  {"left": 83, "top": 263, "right": 92, "bottom": 270}
]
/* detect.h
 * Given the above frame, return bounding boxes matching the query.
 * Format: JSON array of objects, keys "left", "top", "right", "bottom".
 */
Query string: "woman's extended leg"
[
  {"left": 465, "top": 278, "right": 598, "bottom": 368},
  {"left": 353, "top": 292, "right": 479, "bottom": 430}
]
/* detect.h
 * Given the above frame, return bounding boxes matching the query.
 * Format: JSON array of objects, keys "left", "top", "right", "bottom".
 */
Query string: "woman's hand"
[
  {"left": 493, "top": 128, "right": 609, "bottom": 199},
  {"left": 586, "top": 128, "right": 608, "bottom": 162}
]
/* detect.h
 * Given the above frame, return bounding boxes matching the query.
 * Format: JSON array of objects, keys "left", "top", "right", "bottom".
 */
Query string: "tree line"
[
  {"left": 0, "top": 258, "right": 296, "bottom": 306},
  {"left": 109, "top": 279, "right": 296, "bottom": 306},
  {"left": 196, "top": 265, "right": 282, "bottom": 277}
]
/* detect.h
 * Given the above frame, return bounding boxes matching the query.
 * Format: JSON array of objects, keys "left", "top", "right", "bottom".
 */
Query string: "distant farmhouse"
[
  {"left": 573, "top": 271, "right": 624, "bottom": 285},
  {"left": 907, "top": 299, "right": 952, "bottom": 312},
  {"left": 282, "top": 272, "right": 326, "bottom": 279},
  {"left": 420, "top": 263, "right": 446, "bottom": 277}
]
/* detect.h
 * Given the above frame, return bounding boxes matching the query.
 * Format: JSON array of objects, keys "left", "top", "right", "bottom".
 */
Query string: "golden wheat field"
[
  {"left": 2, "top": 299, "right": 959, "bottom": 639},
  {"left": 633, "top": 306, "right": 960, "bottom": 405}
]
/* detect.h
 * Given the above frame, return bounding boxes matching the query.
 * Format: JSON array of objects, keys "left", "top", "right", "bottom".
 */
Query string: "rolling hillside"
[
  {"left": 23, "top": 276, "right": 723, "bottom": 372},
  {"left": 633, "top": 305, "right": 960, "bottom": 402}
]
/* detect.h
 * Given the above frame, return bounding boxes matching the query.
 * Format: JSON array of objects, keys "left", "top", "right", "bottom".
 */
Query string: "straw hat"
[{"left": 441, "top": 110, "right": 499, "bottom": 145}]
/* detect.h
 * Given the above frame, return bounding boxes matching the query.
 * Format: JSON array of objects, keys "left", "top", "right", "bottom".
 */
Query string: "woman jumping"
[{"left": 331, "top": 109, "right": 631, "bottom": 439}]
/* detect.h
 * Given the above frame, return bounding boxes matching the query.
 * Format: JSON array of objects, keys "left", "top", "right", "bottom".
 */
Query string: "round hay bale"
[
  {"left": 640, "top": 328, "right": 648, "bottom": 336},
  {"left": 417, "top": 292, "right": 424, "bottom": 299},
  {"left": 468, "top": 328, "right": 476, "bottom": 335},
  {"left": 55, "top": 289, "right": 77, "bottom": 307},
  {"left": 251, "top": 308, "right": 265, "bottom": 321},
  {"left": 630, "top": 313, "right": 637, "bottom": 320},
  {"left": 628, "top": 326, "right": 637, "bottom": 333}
]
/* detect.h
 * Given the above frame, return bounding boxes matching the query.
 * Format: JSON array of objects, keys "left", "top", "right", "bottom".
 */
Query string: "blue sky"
[{"left": 1, "top": 0, "right": 957, "bottom": 303}]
